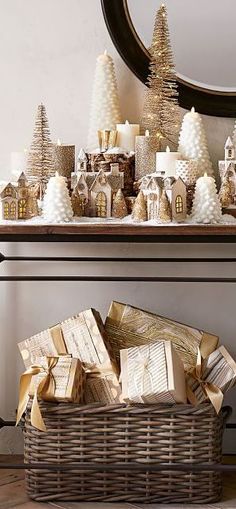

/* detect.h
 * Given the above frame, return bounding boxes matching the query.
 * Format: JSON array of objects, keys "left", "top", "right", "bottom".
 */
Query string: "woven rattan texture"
[{"left": 24, "top": 402, "right": 225, "bottom": 503}]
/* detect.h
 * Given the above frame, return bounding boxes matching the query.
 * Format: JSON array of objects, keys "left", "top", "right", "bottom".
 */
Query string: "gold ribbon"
[
  {"left": 84, "top": 361, "right": 114, "bottom": 379},
  {"left": 186, "top": 348, "right": 223, "bottom": 414},
  {"left": 16, "top": 357, "right": 58, "bottom": 432}
]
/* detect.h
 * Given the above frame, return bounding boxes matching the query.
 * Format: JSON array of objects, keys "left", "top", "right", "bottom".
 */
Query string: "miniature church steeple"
[
  {"left": 225, "top": 136, "right": 235, "bottom": 161},
  {"left": 77, "top": 148, "right": 87, "bottom": 172}
]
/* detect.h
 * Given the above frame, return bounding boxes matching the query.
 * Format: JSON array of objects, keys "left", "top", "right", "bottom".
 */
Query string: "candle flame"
[
  {"left": 204, "top": 172, "right": 207, "bottom": 177},
  {"left": 104, "top": 49, "right": 107, "bottom": 56},
  {"left": 23, "top": 148, "right": 28, "bottom": 154},
  {"left": 145, "top": 129, "right": 149, "bottom": 136},
  {"left": 125, "top": 120, "right": 129, "bottom": 125},
  {"left": 55, "top": 171, "right": 59, "bottom": 177},
  {"left": 191, "top": 106, "right": 195, "bottom": 113},
  {"left": 166, "top": 146, "right": 170, "bottom": 153},
  {"left": 57, "top": 139, "right": 61, "bottom": 146}
]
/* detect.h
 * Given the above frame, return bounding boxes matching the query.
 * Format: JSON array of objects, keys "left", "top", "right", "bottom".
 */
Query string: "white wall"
[{"left": 0, "top": 0, "right": 235, "bottom": 453}]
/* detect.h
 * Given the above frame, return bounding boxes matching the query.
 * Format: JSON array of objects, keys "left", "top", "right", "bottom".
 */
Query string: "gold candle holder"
[
  {"left": 135, "top": 131, "right": 161, "bottom": 180},
  {"left": 97, "top": 130, "right": 117, "bottom": 152},
  {"left": 54, "top": 140, "right": 75, "bottom": 178}
]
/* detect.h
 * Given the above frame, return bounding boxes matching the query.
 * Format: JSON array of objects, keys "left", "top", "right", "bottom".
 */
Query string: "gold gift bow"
[
  {"left": 133, "top": 350, "right": 154, "bottom": 398},
  {"left": 84, "top": 361, "right": 116, "bottom": 378},
  {"left": 16, "top": 357, "right": 58, "bottom": 432},
  {"left": 186, "top": 348, "right": 223, "bottom": 414}
]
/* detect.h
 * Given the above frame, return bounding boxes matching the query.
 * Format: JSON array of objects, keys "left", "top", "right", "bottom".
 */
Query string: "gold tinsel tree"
[
  {"left": 132, "top": 190, "right": 147, "bottom": 222},
  {"left": 159, "top": 190, "right": 171, "bottom": 222},
  {"left": 219, "top": 175, "right": 234, "bottom": 207},
  {"left": 141, "top": 4, "right": 179, "bottom": 146},
  {"left": 112, "top": 189, "right": 128, "bottom": 219},
  {"left": 26, "top": 104, "right": 55, "bottom": 195}
]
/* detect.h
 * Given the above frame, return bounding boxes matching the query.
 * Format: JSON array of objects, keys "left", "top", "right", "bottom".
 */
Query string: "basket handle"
[{"left": 221, "top": 405, "right": 232, "bottom": 424}]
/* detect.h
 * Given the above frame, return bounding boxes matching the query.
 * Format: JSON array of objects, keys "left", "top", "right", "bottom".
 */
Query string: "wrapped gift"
[
  {"left": 120, "top": 341, "right": 187, "bottom": 404},
  {"left": 18, "top": 309, "right": 122, "bottom": 405},
  {"left": 105, "top": 301, "right": 219, "bottom": 371},
  {"left": 16, "top": 355, "right": 86, "bottom": 431},
  {"left": 187, "top": 346, "right": 236, "bottom": 413},
  {"left": 59, "top": 309, "right": 122, "bottom": 404},
  {"left": 18, "top": 324, "right": 67, "bottom": 368}
]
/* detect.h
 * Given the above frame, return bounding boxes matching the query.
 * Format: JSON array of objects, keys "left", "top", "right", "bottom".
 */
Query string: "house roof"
[
  {"left": 225, "top": 136, "right": 234, "bottom": 149},
  {"left": 76, "top": 169, "right": 123, "bottom": 192},
  {"left": 0, "top": 182, "right": 17, "bottom": 199}
]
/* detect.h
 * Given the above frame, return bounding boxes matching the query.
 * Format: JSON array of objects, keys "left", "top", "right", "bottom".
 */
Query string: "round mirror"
[
  {"left": 128, "top": 0, "right": 236, "bottom": 92},
  {"left": 101, "top": 0, "right": 236, "bottom": 117}
]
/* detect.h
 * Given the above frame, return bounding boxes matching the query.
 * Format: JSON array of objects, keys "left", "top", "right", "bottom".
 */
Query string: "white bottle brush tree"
[
  {"left": 191, "top": 175, "right": 222, "bottom": 224},
  {"left": 87, "top": 50, "right": 122, "bottom": 150},
  {"left": 43, "top": 172, "right": 73, "bottom": 223},
  {"left": 178, "top": 108, "right": 214, "bottom": 176}
]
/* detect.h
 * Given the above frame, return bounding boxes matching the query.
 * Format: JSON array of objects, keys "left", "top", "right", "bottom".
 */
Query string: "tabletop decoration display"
[
  {"left": 2, "top": 4, "right": 236, "bottom": 226},
  {"left": 16, "top": 300, "right": 236, "bottom": 433}
]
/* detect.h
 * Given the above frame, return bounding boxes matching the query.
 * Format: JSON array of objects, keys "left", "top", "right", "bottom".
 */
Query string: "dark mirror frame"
[{"left": 101, "top": 0, "right": 236, "bottom": 118}]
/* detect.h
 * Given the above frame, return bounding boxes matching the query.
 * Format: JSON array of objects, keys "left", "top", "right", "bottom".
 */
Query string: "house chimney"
[{"left": 110, "top": 163, "right": 119, "bottom": 175}]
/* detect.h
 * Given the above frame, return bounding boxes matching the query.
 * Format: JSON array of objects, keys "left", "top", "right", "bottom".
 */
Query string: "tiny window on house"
[
  {"left": 228, "top": 149, "right": 232, "bottom": 158},
  {"left": 175, "top": 195, "right": 183, "bottom": 214},
  {"left": 6, "top": 186, "right": 13, "bottom": 196}
]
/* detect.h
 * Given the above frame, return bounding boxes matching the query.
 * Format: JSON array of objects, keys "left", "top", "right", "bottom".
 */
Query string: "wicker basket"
[{"left": 24, "top": 402, "right": 230, "bottom": 504}]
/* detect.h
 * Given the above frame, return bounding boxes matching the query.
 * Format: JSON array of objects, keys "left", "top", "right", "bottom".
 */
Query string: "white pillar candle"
[
  {"left": 155, "top": 146, "right": 180, "bottom": 177},
  {"left": 116, "top": 120, "right": 140, "bottom": 152},
  {"left": 11, "top": 150, "right": 27, "bottom": 177}
]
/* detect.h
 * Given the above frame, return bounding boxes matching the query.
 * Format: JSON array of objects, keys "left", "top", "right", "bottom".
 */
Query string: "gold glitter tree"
[
  {"left": 159, "top": 190, "right": 171, "bottom": 222},
  {"left": 141, "top": 4, "right": 179, "bottom": 146},
  {"left": 26, "top": 104, "right": 55, "bottom": 195},
  {"left": 132, "top": 190, "right": 147, "bottom": 222},
  {"left": 112, "top": 189, "right": 128, "bottom": 219},
  {"left": 219, "top": 175, "right": 234, "bottom": 207}
]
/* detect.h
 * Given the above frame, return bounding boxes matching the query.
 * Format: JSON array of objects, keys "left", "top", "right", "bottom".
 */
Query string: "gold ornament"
[
  {"left": 132, "top": 190, "right": 147, "bottom": 222},
  {"left": 141, "top": 4, "right": 180, "bottom": 146}
]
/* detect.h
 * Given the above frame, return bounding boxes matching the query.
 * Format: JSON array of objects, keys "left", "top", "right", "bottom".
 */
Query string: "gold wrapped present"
[
  {"left": 120, "top": 341, "right": 187, "bottom": 404},
  {"left": 105, "top": 301, "right": 219, "bottom": 371},
  {"left": 16, "top": 356, "right": 86, "bottom": 431},
  {"left": 18, "top": 309, "right": 122, "bottom": 405},
  {"left": 187, "top": 346, "right": 236, "bottom": 413}
]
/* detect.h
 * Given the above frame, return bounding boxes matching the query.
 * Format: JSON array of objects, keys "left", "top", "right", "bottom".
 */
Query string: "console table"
[{"left": 0, "top": 222, "right": 236, "bottom": 474}]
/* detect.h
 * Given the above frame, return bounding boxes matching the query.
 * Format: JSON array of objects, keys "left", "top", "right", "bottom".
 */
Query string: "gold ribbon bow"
[
  {"left": 133, "top": 352, "right": 154, "bottom": 396},
  {"left": 16, "top": 357, "right": 58, "bottom": 432},
  {"left": 187, "top": 348, "right": 223, "bottom": 414},
  {"left": 84, "top": 361, "right": 114, "bottom": 379}
]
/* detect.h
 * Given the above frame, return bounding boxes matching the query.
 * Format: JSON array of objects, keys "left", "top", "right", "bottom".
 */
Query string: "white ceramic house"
[
  {"left": 225, "top": 136, "right": 235, "bottom": 161},
  {"left": 72, "top": 164, "right": 124, "bottom": 218},
  {"left": 141, "top": 175, "right": 163, "bottom": 220},
  {"left": 165, "top": 177, "right": 187, "bottom": 223}
]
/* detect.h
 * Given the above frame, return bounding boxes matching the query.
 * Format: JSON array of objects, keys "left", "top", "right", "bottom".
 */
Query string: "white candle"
[
  {"left": 11, "top": 149, "right": 27, "bottom": 177},
  {"left": 116, "top": 120, "right": 140, "bottom": 152},
  {"left": 155, "top": 146, "right": 180, "bottom": 177},
  {"left": 191, "top": 173, "right": 222, "bottom": 224}
]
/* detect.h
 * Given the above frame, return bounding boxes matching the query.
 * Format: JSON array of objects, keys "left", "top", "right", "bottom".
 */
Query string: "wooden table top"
[{"left": 0, "top": 222, "right": 235, "bottom": 242}]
